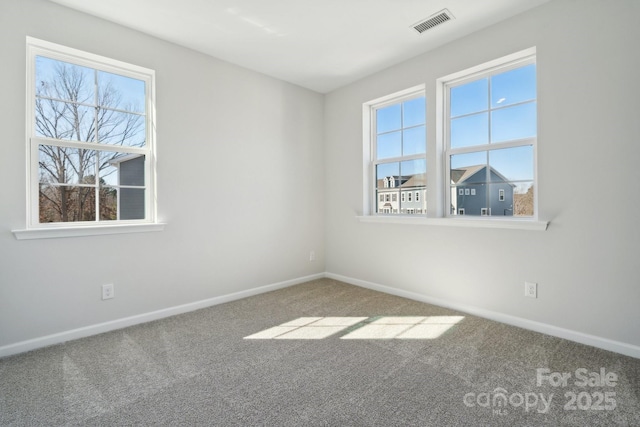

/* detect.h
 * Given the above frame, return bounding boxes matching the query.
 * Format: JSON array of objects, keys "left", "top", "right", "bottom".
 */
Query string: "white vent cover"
[{"left": 411, "top": 9, "right": 454, "bottom": 34}]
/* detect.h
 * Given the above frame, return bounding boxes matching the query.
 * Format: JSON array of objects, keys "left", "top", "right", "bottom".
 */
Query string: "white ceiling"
[{"left": 48, "top": 0, "right": 549, "bottom": 93}]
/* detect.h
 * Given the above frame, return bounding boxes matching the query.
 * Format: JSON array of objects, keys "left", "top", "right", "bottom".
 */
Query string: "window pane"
[
  {"left": 402, "top": 125, "right": 426, "bottom": 156},
  {"left": 35, "top": 56, "right": 95, "bottom": 105},
  {"left": 450, "top": 78, "right": 488, "bottom": 117},
  {"left": 487, "top": 183, "right": 514, "bottom": 216},
  {"left": 450, "top": 150, "right": 534, "bottom": 217},
  {"left": 489, "top": 146, "right": 534, "bottom": 181},
  {"left": 39, "top": 146, "right": 96, "bottom": 185},
  {"left": 376, "top": 162, "right": 399, "bottom": 189},
  {"left": 99, "top": 153, "right": 146, "bottom": 221},
  {"left": 450, "top": 152, "right": 488, "bottom": 214},
  {"left": 100, "top": 154, "right": 146, "bottom": 186},
  {"left": 98, "top": 71, "right": 145, "bottom": 114},
  {"left": 513, "top": 182, "right": 535, "bottom": 217},
  {"left": 98, "top": 187, "right": 118, "bottom": 220},
  {"left": 39, "top": 184, "right": 95, "bottom": 222},
  {"left": 99, "top": 159, "right": 119, "bottom": 187},
  {"left": 400, "top": 159, "right": 426, "bottom": 187},
  {"left": 451, "top": 151, "right": 487, "bottom": 173},
  {"left": 376, "top": 104, "right": 401, "bottom": 133},
  {"left": 97, "top": 110, "right": 146, "bottom": 147},
  {"left": 376, "top": 162, "right": 399, "bottom": 214},
  {"left": 35, "top": 99, "right": 95, "bottom": 142},
  {"left": 400, "top": 159, "right": 427, "bottom": 213},
  {"left": 450, "top": 151, "right": 488, "bottom": 216},
  {"left": 403, "top": 97, "right": 425, "bottom": 127},
  {"left": 491, "top": 102, "right": 536, "bottom": 143},
  {"left": 377, "top": 131, "right": 401, "bottom": 159},
  {"left": 450, "top": 183, "right": 486, "bottom": 216},
  {"left": 450, "top": 113, "right": 488, "bottom": 149},
  {"left": 120, "top": 188, "right": 146, "bottom": 220},
  {"left": 491, "top": 64, "right": 536, "bottom": 108}
]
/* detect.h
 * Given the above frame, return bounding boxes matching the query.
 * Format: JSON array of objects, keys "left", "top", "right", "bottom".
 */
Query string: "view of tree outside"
[{"left": 34, "top": 56, "right": 146, "bottom": 223}]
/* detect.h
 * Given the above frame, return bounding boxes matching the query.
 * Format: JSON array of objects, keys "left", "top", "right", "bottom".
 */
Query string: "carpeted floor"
[{"left": 1, "top": 278, "right": 639, "bottom": 426}]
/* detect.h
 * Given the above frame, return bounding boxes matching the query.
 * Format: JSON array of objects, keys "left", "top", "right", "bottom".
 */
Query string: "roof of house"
[
  {"left": 451, "top": 165, "right": 513, "bottom": 186},
  {"left": 376, "top": 175, "right": 426, "bottom": 190}
]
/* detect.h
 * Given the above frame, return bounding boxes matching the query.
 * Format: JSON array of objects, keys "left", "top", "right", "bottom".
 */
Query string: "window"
[
  {"left": 361, "top": 48, "right": 543, "bottom": 229},
  {"left": 444, "top": 48, "right": 536, "bottom": 218},
  {"left": 367, "top": 87, "right": 426, "bottom": 215},
  {"left": 26, "top": 37, "right": 156, "bottom": 228}
]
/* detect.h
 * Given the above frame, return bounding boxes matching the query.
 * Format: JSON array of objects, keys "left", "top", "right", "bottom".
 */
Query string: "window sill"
[
  {"left": 356, "top": 215, "right": 548, "bottom": 231},
  {"left": 12, "top": 223, "right": 166, "bottom": 240}
]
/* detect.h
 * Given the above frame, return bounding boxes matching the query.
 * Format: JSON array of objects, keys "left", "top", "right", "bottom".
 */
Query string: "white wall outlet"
[
  {"left": 102, "top": 284, "right": 114, "bottom": 300},
  {"left": 309, "top": 250, "right": 316, "bottom": 261},
  {"left": 525, "top": 281, "right": 537, "bottom": 298}
]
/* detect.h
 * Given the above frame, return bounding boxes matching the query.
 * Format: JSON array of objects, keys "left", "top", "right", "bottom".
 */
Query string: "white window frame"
[
  {"left": 14, "top": 37, "right": 161, "bottom": 239},
  {"left": 363, "top": 85, "right": 426, "bottom": 217},
  {"left": 440, "top": 47, "right": 538, "bottom": 220},
  {"left": 359, "top": 49, "right": 547, "bottom": 230}
]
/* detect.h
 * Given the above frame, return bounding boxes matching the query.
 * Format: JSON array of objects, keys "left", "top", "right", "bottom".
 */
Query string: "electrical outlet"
[
  {"left": 309, "top": 250, "right": 316, "bottom": 261},
  {"left": 102, "top": 284, "right": 114, "bottom": 300},
  {"left": 525, "top": 282, "right": 537, "bottom": 298}
]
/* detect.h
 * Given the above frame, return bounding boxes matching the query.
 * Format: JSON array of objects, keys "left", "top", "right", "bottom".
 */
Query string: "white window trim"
[
  {"left": 13, "top": 223, "right": 165, "bottom": 240},
  {"left": 13, "top": 37, "right": 160, "bottom": 239}
]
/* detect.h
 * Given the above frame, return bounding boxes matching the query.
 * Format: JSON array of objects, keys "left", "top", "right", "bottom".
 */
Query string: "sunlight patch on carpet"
[{"left": 244, "top": 316, "right": 464, "bottom": 340}]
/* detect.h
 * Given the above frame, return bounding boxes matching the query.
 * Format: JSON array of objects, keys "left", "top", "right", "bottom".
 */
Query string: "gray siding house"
[
  {"left": 109, "top": 154, "right": 145, "bottom": 220},
  {"left": 451, "top": 165, "right": 514, "bottom": 216}
]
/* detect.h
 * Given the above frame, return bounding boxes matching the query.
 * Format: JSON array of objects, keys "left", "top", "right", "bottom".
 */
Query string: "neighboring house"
[
  {"left": 109, "top": 154, "right": 145, "bottom": 220},
  {"left": 376, "top": 175, "right": 426, "bottom": 214},
  {"left": 450, "top": 165, "right": 514, "bottom": 216}
]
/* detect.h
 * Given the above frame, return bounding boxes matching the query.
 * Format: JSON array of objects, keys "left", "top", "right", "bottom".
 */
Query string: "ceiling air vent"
[{"left": 411, "top": 9, "right": 454, "bottom": 34}]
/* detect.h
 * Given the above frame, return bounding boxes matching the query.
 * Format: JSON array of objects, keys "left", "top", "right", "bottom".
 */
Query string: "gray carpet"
[{"left": 1, "top": 279, "right": 639, "bottom": 426}]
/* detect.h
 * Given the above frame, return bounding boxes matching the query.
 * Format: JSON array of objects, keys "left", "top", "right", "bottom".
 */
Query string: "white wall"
[
  {"left": 0, "top": 0, "right": 325, "bottom": 348},
  {"left": 325, "top": 0, "right": 640, "bottom": 349},
  {"left": 2, "top": 0, "right": 639, "bottom": 357}
]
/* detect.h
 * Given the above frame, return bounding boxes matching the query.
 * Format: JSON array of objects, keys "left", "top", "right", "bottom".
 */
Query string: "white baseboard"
[
  {"left": 325, "top": 272, "right": 640, "bottom": 360},
  {"left": 3, "top": 272, "right": 638, "bottom": 360},
  {"left": 0, "top": 273, "right": 324, "bottom": 358}
]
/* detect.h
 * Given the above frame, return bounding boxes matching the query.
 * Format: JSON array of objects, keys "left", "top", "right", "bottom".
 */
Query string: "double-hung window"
[
  {"left": 443, "top": 49, "right": 537, "bottom": 218},
  {"left": 24, "top": 38, "right": 156, "bottom": 233},
  {"left": 368, "top": 87, "right": 426, "bottom": 215},
  {"left": 363, "top": 48, "right": 542, "bottom": 228}
]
